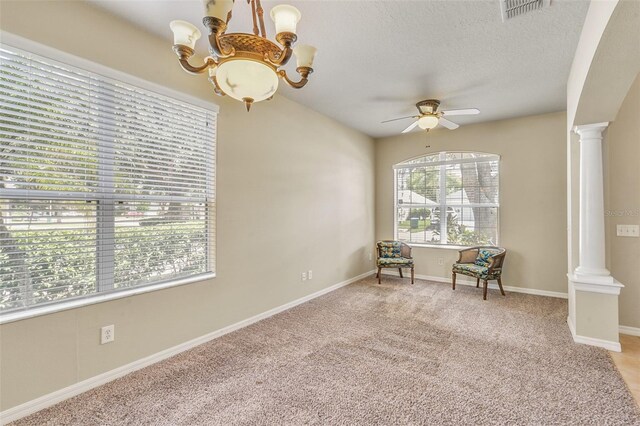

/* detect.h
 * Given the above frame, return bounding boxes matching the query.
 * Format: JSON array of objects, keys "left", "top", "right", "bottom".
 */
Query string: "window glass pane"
[
  {"left": 445, "top": 152, "right": 462, "bottom": 161},
  {"left": 114, "top": 201, "right": 209, "bottom": 289},
  {"left": 445, "top": 164, "right": 464, "bottom": 204},
  {"left": 447, "top": 207, "right": 498, "bottom": 246},
  {"left": 404, "top": 166, "right": 440, "bottom": 203},
  {"left": 403, "top": 153, "right": 440, "bottom": 165},
  {"left": 395, "top": 151, "right": 499, "bottom": 246},
  {"left": 397, "top": 207, "right": 441, "bottom": 244},
  {"left": 0, "top": 199, "right": 97, "bottom": 311},
  {"left": 424, "top": 208, "right": 442, "bottom": 244}
]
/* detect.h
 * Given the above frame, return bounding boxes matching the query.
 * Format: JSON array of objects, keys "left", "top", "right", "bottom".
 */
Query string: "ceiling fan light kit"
[
  {"left": 170, "top": 0, "right": 317, "bottom": 111},
  {"left": 383, "top": 99, "right": 480, "bottom": 134},
  {"left": 418, "top": 115, "right": 439, "bottom": 130}
]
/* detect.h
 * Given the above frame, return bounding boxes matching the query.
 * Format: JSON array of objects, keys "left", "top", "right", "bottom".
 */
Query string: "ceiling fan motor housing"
[{"left": 416, "top": 99, "right": 441, "bottom": 114}]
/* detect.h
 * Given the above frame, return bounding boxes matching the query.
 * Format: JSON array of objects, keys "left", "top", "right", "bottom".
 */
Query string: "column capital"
[{"left": 573, "top": 122, "right": 609, "bottom": 139}]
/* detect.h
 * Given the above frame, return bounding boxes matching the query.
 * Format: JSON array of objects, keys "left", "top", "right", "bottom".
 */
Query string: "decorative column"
[
  {"left": 574, "top": 122, "right": 612, "bottom": 282},
  {"left": 568, "top": 122, "right": 623, "bottom": 352}
]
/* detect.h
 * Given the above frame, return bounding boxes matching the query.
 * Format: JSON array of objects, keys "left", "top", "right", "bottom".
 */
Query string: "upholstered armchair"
[
  {"left": 452, "top": 246, "right": 506, "bottom": 300},
  {"left": 376, "top": 240, "right": 414, "bottom": 284}
]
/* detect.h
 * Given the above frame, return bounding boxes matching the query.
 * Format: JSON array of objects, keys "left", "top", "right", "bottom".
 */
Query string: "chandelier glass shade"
[{"left": 170, "top": 0, "right": 317, "bottom": 111}]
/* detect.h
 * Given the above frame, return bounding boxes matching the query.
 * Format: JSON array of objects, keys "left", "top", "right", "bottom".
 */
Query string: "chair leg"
[
  {"left": 497, "top": 278, "right": 505, "bottom": 296},
  {"left": 452, "top": 272, "right": 456, "bottom": 290},
  {"left": 411, "top": 267, "right": 414, "bottom": 284},
  {"left": 377, "top": 267, "right": 382, "bottom": 284},
  {"left": 476, "top": 278, "right": 480, "bottom": 288},
  {"left": 398, "top": 268, "right": 403, "bottom": 278},
  {"left": 483, "top": 280, "right": 488, "bottom": 300}
]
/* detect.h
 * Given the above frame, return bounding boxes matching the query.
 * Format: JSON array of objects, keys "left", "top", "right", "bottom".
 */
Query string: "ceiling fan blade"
[
  {"left": 381, "top": 115, "right": 418, "bottom": 123},
  {"left": 441, "top": 108, "right": 480, "bottom": 116},
  {"left": 439, "top": 118, "right": 460, "bottom": 130},
  {"left": 401, "top": 120, "right": 419, "bottom": 133}
]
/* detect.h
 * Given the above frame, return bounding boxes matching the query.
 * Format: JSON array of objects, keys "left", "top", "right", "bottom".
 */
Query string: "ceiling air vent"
[{"left": 500, "top": 0, "right": 551, "bottom": 22}]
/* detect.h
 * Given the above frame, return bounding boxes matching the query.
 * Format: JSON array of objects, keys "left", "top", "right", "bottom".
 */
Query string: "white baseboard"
[
  {"left": 0, "top": 270, "right": 375, "bottom": 425},
  {"left": 619, "top": 325, "right": 640, "bottom": 337},
  {"left": 381, "top": 270, "right": 568, "bottom": 299},
  {"left": 567, "top": 316, "right": 622, "bottom": 352}
]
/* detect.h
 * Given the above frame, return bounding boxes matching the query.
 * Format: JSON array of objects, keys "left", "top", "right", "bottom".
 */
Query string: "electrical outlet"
[
  {"left": 308, "top": 270, "right": 313, "bottom": 280},
  {"left": 438, "top": 258, "right": 444, "bottom": 266},
  {"left": 101, "top": 325, "right": 115, "bottom": 344},
  {"left": 617, "top": 224, "right": 640, "bottom": 237},
  {"left": 301, "top": 272, "right": 307, "bottom": 281},
  {"left": 368, "top": 252, "right": 372, "bottom": 261}
]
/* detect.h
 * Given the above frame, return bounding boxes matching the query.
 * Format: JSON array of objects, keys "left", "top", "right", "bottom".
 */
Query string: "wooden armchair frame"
[
  {"left": 376, "top": 240, "right": 415, "bottom": 284},
  {"left": 452, "top": 246, "right": 506, "bottom": 300}
]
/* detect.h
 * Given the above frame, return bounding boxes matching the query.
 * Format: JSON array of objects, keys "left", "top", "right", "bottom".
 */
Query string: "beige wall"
[
  {"left": 605, "top": 72, "right": 640, "bottom": 329},
  {"left": 375, "top": 112, "right": 567, "bottom": 293},
  {"left": 0, "top": 1, "right": 375, "bottom": 410}
]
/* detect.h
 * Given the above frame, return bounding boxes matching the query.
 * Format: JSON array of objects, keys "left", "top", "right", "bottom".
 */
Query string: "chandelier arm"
[
  {"left": 203, "top": 17, "right": 235, "bottom": 58},
  {"left": 208, "top": 75, "right": 227, "bottom": 97},
  {"left": 173, "top": 45, "right": 217, "bottom": 75},
  {"left": 266, "top": 46, "right": 293, "bottom": 66},
  {"left": 266, "top": 32, "right": 297, "bottom": 66},
  {"left": 178, "top": 58, "right": 216, "bottom": 75},
  {"left": 278, "top": 67, "right": 313, "bottom": 89}
]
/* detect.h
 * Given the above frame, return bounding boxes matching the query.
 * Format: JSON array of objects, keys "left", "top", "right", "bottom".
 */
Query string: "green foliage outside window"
[{"left": 0, "top": 222, "right": 206, "bottom": 312}]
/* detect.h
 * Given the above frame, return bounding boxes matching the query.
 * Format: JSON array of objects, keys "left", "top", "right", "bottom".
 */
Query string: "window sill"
[
  {"left": 405, "top": 243, "right": 468, "bottom": 250},
  {"left": 0, "top": 273, "right": 216, "bottom": 325}
]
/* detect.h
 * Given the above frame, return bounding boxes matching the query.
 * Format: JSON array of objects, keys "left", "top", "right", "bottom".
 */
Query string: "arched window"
[{"left": 394, "top": 152, "right": 499, "bottom": 246}]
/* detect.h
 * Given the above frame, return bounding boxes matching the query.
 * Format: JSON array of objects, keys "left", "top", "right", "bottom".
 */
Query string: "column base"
[
  {"left": 567, "top": 316, "right": 622, "bottom": 352},
  {"left": 568, "top": 274, "right": 623, "bottom": 352},
  {"left": 574, "top": 265, "right": 613, "bottom": 281},
  {"left": 569, "top": 271, "right": 623, "bottom": 293}
]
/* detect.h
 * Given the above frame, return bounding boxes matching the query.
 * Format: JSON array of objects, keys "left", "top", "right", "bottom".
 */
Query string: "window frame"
[
  {"left": 393, "top": 151, "right": 501, "bottom": 249},
  {"left": 0, "top": 32, "right": 219, "bottom": 324}
]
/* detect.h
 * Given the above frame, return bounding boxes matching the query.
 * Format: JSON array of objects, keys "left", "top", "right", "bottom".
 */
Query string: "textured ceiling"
[{"left": 89, "top": 0, "right": 590, "bottom": 138}]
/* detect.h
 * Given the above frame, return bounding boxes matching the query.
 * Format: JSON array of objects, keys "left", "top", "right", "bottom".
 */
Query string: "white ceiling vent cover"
[{"left": 500, "top": 0, "right": 551, "bottom": 21}]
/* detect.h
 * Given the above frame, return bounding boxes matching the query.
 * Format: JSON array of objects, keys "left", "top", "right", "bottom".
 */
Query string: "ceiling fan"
[{"left": 382, "top": 99, "right": 480, "bottom": 133}]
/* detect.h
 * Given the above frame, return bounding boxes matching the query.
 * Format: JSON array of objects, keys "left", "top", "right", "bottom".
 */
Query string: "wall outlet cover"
[{"left": 101, "top": 325, "right": 115, "bottom": 344}]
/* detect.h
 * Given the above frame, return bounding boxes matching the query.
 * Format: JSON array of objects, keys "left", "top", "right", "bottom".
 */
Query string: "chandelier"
[{"left": 170, "top": 0, "right": 317, "bottom": 111}]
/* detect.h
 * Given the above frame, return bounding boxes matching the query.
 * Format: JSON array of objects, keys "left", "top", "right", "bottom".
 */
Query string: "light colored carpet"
[{"left": 13, "top": 276, "right": 640, "bottom": 425}]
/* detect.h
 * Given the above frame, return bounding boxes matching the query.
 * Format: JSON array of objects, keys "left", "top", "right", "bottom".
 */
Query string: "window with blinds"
[
  {"left": 394, "top": 152, "right": 499, "bottom": 246},
  {"left": 0, "top": 44, "right": 216, "bottom": 315}
]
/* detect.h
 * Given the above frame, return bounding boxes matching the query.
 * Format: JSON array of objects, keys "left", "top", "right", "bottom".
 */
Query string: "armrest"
[
  {"left": 400, "top": 243, "right": 412, "bottom": 259},
  {"left": 487, "top": 251, "right": 506, "bottom": 272},
  {"left": 457, "top": 247, "right": 479, "bottom": 264}
]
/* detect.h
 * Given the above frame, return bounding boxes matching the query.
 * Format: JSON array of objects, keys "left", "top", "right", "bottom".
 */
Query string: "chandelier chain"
[{"left": 257, "top": 0, "right": 267, "bottom": 37}]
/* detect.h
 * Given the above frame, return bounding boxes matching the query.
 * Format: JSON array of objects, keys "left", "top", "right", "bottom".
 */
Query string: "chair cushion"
[
  {"left": 453, "top": 262, "right": 500, "bottom": 280},
  {"left": 378, "top": 257, "right": 413, "bottom": 267},
  {"left": 378, "top": 241, "right": 402, "bottom": 258},
  {"left": 475, "top": 248, "right": 499, "bottom": 267}
]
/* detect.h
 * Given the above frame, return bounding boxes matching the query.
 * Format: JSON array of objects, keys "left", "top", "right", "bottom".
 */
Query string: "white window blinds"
[
  {"left": 394, "top": 152, "right": 499, "bottom": 246},
  {"left": 0, "top": 44, "right": 216, "bottom": 315}
]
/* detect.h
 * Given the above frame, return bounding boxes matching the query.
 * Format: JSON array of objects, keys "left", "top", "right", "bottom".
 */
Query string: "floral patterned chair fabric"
[
  {"left": 376, "top": 241, "right": 414, "bottom": 284},
  {"left": 451, "top": 246, "right": 507, "bottom": 300}
]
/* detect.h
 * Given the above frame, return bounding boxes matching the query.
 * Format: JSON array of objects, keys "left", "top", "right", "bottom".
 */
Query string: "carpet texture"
[{"left": 13, "top": 276, "right": 640, "bottom": 425}]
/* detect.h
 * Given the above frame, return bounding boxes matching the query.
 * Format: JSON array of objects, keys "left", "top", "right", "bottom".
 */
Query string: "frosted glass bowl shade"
[{"left": 215, "top": 59, "right": 279, "bottom": 102}]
